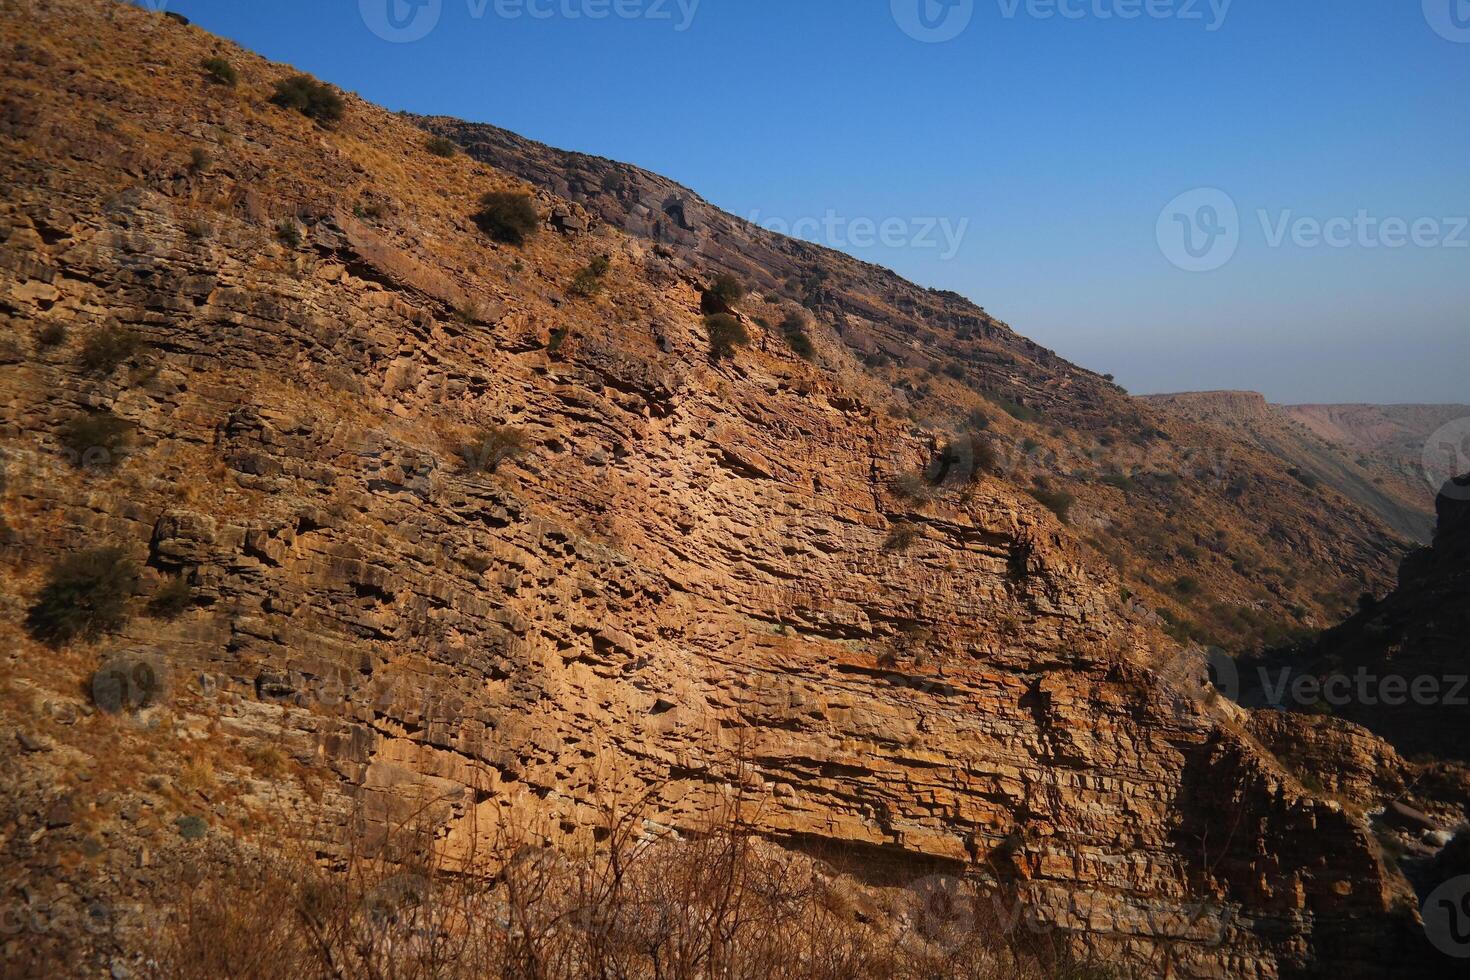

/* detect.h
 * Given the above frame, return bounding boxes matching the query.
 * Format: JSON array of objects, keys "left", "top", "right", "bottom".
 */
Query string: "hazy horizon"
[{"left": 141, "top": 0, "right": 1468, "bottom": 405}]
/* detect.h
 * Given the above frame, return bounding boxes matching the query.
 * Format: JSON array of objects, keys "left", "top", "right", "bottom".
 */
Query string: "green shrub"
[
  {"left": 1288, "top": 467, "right": 1321, "bottom": 490},
  {"left": 424, "top": 135, "right": 457, "bottom": 158},
  {"left": 932, "top": 434, "right": 996, "bottom": 485},
  {"left": 26, "top": 547, "right": 138, "bottom": 645},
  {"left": 1101, "top": 471, "right": 1136, "bottom": 493},
  {"left": 970, "top": 434, "right": 998, "bottom": 477},
  {"left": 453, "top": 301, "right": 486, "bottom": 325},
  {"left": 79, "top": 325, "right": 144, "bottom": 374},
  {"left": 458, "top": 425, "right": 530, "bottom": 474},
  {"left": 704, "top": 313, "right": 748, "bottom": 362},
  {"left": 568, "top": 254, "right": 611, "bottom": 297},
  {"left": 600, "top": 171, "right": 625, "bottom": 193},
  {"left": 986, "top": 389, "right": 1041, "bottom": 422},
  {"left": 702, "top": 273, "right": 746, "bottom": 313},
  {"left": 354, "top": 199, "right": 386, "bottom": 221},
  {"left": 545, "top": 326, "right": 569, "bottom": 355},
  {"left": 890, "top": 471, "right": 934, "bottom": 504},
  {"left": 882, "top": 525, "right": 920, "bottom": 552},
  {"left": 783, "top": 330, "right": 815, "bottom": 361},
  {"left": 188, "top": 147, "right": 212, "bottom": 173},
  {"left": 201, "top": 57, "right": 237, "bottom": 87},
  {"left": 147, "top": 575, "right": 194, "bottom": 620},
  {"left": 59, "top": 410, "right": 133, "bottom": 469},
  {"left": 36, "top": 323, "right": 66, "bottom": 348},
  {"left": 1173, "top": 576, "right": 1201, "bottom": 596},
  {"left": 966, "top": 408, "right": 990, "bottom": 431},
  {"left": 778, "top": 312, "right": 815, "bottom": 361},
  {"left": 275, "top": 220, "right": 302, "bottom": 247},
  {"left": 474, "top": 191, "right": 539, "bottom": 245},
  {"left": 1028, "top": 487, "right": 1075, "bottom": 523},
  {"left": 269, "top": 75, "right": 344, "bottom": 124}
]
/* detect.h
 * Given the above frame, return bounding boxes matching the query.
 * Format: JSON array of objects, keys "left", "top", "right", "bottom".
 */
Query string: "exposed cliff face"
[
  {"left": 1146, "top": 391, "right": 1274, "bottom": 422},
  {"left": 1142, "top": 393, "right": 1449, "bottom": 543},
  {"left": 0, "top": 2, "right": 1444, "bottom": 977},
  {"left": 414, "top": 116, "right": 1408, "bottom": 653}
]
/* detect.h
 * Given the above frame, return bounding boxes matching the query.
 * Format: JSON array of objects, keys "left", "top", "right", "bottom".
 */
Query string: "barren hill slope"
[
  {"left": 0, "top": 2, "right": 1453, "bottom": 977},
  {"left": 1143, "top": 391, "right": 1453, "bottom": 543}
]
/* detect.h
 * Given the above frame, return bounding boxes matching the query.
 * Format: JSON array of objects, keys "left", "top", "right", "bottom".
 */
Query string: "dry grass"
[{"left": 144, "top": 763, "right": 1109, "bottom": 980}]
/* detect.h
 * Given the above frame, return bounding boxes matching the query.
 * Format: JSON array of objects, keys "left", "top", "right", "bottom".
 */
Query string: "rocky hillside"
[
  {"left": 1142, "top": 391, "right": 1459, "bottom": 544},
  {"left": 0, "top": 2, "right": 1456, "bottom": 977},
  {"left": 413, "top": 116, "right": 1410, "bottom": 654}
]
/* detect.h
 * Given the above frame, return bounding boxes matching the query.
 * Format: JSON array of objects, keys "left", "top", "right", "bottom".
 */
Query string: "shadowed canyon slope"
[{"left": 1, "top": 2, "right": 1462, "bottom": 977}]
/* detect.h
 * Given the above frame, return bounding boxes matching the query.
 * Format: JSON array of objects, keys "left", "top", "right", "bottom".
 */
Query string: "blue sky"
[{"left": 146, "top": 0, "right": 1468, "bottom": 404}]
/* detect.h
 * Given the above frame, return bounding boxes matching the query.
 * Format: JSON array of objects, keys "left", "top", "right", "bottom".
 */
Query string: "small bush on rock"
[
  {"left": 269, "top": 75, "right": 344, "bottom": 125},
  {"left": 883, "top": 525, "right": 920, "bottom": 552},
  {"left": 474, "top": 191, "right": 539, "bottom": 245},
  {"left": 148, "top": 575, "right": 194, "bottom": 620},
  {"left": 201, "top": 57, "right": 237, "bottom": 87},
  {"left": 1028, "top": 487, "right": 1075, "bottom": 523},
  {"left": 26, "top": 546, "right": 138, "bottom": 645},
  {"left": 79, "top": 325, "right": 145, "bottom": 375},
  {"left": 704, "top": 313, "right": 748, "bottom": 362},
  {"left": 779, "top": 312, "right": 815, "bottom": 361},
  {"left": 890, "top": 471, "right": 935, "bottom": 504},
  {"left": 458, "top": 425, "right": 530, "bottom": 474},
  {"left": 425, "top": 136, "right": 457, "bottom": 158},
  {"left": 275, "top": 220, "right": 302, "bottom": 248},
  {"left": 701, "top": 273, "right": 746, "bottom": 313},
  {"left": 58, "top": 410, "right": 133, "bottom": 469},
  {"left": 568, "top": 254, "right": 611, "bottom": 297}
]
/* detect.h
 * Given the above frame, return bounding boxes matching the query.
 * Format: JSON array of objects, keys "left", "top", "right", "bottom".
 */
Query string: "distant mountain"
[{"left": 1141, "top": 391, "right": 1461, "bottom": 543}]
